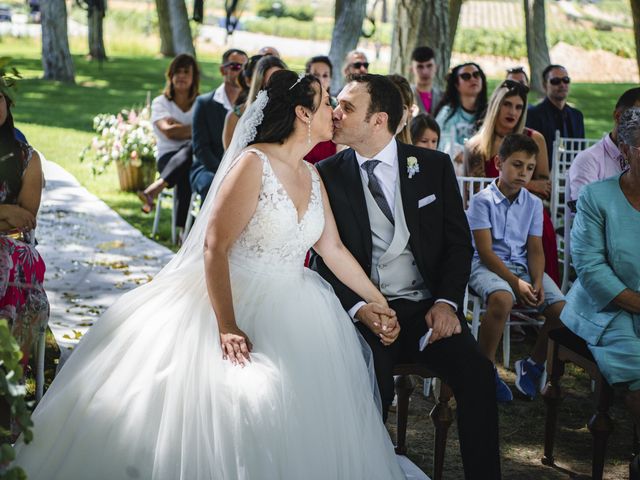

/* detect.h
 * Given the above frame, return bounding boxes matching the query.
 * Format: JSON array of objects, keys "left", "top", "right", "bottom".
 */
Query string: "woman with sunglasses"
[
  {"left": 138, "top": 54, "right": 199, "bottom": 233},
  {"left": 434, "top": 62, "right": 488, "bottom": 159},
  {"left": 465, "top": 80, "right": 560, "bottom": 284}
]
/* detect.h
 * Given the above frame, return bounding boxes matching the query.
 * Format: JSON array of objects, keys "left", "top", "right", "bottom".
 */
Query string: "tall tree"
[
  {"left": 167, "top": 0, "right": 195, "bottom": 56},
  {"left": 389, "top": 0, "right": 451, "bottom": 88},
  {"left": 86, "top": 0, "right": 107, "bottom": 60},
  {"left": 41, "top": 0, "right": 75, "bottom": 83},
  {"left": 448, "top": 0, "right": 463, "bottom": 54},
  {"left": 155, "top": 0, "right": 174, "bottom": 57},
  {"left": 632, "top": 0, "right": 640, "bottom": 78},
  {"left": 328, "top": 0, "right": 367, "bottom": 94},
  {"left": 524, "top": 0, "right": 551, "bottom": 95}
]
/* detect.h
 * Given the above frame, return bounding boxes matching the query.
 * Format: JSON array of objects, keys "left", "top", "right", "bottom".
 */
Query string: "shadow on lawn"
[{"left": 13, "top": 55, "right": 220, "bottom": 132}]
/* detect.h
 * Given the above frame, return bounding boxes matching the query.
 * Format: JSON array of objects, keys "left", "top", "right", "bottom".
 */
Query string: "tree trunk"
[
  {"left": 156, "top": 0, "right": 174, "bottom": 57},
  {"left": 449, "top": 0, "right": 463, "bottom": 54},
  {"left": 87, "top": 0, "right": 107, "bottom": 61},
  {"left": 389, "top": 0, "right": 450, "bottom": 88},
  {"left": 524, "top": 0, "right": 551, "bottom": 96},
  {"left": 632, "top": 0, "right": 640, "bottom": 79},
  {"left": 328, "top": 0, "right": 367, "bottom": 93},
  {"left": 167, "top": 0, "right": 195, "bottom": 56},
  {"left": 41, "top": 0, "right": 75, "bottom": 82}
]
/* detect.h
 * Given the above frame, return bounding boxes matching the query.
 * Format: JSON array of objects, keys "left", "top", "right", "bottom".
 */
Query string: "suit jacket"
[
  {"left": 311, "top": 141, "right": 473, "bottom": 312},
  {"left": 191, "top": 92, "right": 227, "bottom": 176},
  {"left": 525, "top": 97, "right": 585, "bottom": 165},
  {"left": 411, "top": 84, "right": 443, "bottom": 116}
]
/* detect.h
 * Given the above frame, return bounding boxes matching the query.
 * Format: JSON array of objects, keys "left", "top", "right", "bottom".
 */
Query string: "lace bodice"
[{"left": 230, "top": 148, "right": 325, "bottom": 271}]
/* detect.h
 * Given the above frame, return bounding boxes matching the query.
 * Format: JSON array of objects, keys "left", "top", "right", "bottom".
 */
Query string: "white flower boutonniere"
[{"left": 407, "top": 156, "right": 420, "bottom": 179}]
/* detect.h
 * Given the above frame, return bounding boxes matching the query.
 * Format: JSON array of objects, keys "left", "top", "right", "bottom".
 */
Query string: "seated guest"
[
  {"left": 410, "top": 46, "right": 442, "bottom": 115},
  {"left": 304, "top": 55, "right": 337, "bottom": 164},
  {"left": 212, "top": 48, "right": 248, "bottom": 112},
  {"left": 222, "top": 55, "right": 287, "bottom": 149},
  {"left": 434, "top": 62, "right": 487, "bottom": 158},
  {"left": 505, "top": 66, "right": 529, "bottom": 87},
  {"left": 138, "top": 54, "right": 199, "bottom": 234},
  {"left": 467, "top": 133, "right": 565, "bottom": 403},
  {"left": 387, "top": 74, "right": 414, "bottom": 145},
  {"left": 0, "top": 88, "right": 49, "bottom": 365},
  {"left": 410, "top": 113, "right": 440, "bottom": 151},
  {"left": 526, "top": 64, "right": 585, "bottom": 166},
  {"left": 465, "top": 80, "right": 560, "bottom": 285},
  {"left": 568, "top": 87, "right": 640, "bottom": 206},
  {"left": 258, "top": 45, "right": 280, "bottom": 57},
  {"left": 341, "top": 50, "right": 369, "bottom": 87},
  {"left": 561, "top": 107, "right": 640, "bottom": 431}
]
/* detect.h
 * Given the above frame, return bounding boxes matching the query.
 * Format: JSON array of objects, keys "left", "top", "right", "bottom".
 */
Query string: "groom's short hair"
[{"left": 349, "top": 74, "right": 403, "bottom": 135}]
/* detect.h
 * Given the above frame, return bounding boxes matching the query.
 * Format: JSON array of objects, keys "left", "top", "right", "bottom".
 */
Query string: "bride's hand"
[{"left": 219, "top": 326, "right": 253, "bottom": 366}]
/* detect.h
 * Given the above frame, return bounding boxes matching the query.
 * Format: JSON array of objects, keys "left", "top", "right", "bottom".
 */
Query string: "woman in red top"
[
  {"left": 304, "top": 56, "right": 337, "bottom": 164},
  {"left": 464, "top": 80, "right": 560, "bottom": 285}
]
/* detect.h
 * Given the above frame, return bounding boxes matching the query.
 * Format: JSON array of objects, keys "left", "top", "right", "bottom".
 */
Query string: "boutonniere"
[{"left": 407, "top": 156, "right": 420, "bottom": 179}]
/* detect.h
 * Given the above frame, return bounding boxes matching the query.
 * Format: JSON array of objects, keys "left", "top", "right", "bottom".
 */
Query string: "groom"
[{"left": 311, "top": 74, "right": 501, "bottom": 478}]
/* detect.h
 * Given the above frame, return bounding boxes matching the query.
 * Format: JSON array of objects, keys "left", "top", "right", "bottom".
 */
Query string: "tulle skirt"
[{"left": 14, "top": 259, "right": 405, "bottom": 480}]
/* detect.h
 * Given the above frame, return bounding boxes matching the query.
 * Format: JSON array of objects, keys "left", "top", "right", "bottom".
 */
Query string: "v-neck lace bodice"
[{"left": 230, "top": 148, "right": 324, "bottom": 271}]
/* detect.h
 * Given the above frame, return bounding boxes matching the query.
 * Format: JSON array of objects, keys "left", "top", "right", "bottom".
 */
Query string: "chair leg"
[
  {"left": 151, "top": 191, "right": 163, "bottom": 237},
  {"left": 430, "top": 382, "right": 453, "bottom": 480},
  {"left": 394, "top": 374, "right": 415, "bottom": 455},
  {"left": 541, "top": 339, "right": 563, "bottom": 467},
  {"left": 471, "top": 297, "right": 481, "bottom": 339},
  {"left": 502, "top": 321, "right": 510, "bottom": 368},
  {"left": 588, "top": 380, "right": 614, "bottom": 480},
  {"left": 35, "top": 326, "right": 46, "bottom": 402},
  {"left": 171, "top": 191, "right": 178, "bottom": 245}
]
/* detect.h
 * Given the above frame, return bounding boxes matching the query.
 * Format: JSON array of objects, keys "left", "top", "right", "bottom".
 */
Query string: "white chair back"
[{"left": 456, "top": 176, "right": 494, "bottom": 210}]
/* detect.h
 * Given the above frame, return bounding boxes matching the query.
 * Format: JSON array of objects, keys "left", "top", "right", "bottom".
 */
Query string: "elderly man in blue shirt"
[{"left": 467, "top": 133, "right": 565, "bottom": 403}]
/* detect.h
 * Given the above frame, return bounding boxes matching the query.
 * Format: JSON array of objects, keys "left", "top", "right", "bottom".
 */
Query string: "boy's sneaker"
[
  {"left": 494, "top": 367, "right": 513, "bottom": 403},
  {"left": 514, "top": 357, "right": 545, "bottom": 400}
]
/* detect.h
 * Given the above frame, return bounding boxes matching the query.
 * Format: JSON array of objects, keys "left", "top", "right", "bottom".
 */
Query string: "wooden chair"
[
  {"left": 393, "top": 363, "right": 453, "bottom": 480},
  {"left": 541, "top": 327, "right": 640, "bottom": 479}
]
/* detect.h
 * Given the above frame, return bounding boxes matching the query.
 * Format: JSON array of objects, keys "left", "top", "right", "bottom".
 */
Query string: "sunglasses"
[
  {"left": 458, "top": 71, "right": 481, "bottom": 81},
  {"left": 500, "top": 79, "right": 530, "bottom": 95},
  {"left": 223, "top": 62, "right": 243, "bottom": 71},
  {"left": 549, "top": 76, "right": 571, "bottom": 86},
  {"left": 350, "top": 62, "right": 369, "bottom": 70}
]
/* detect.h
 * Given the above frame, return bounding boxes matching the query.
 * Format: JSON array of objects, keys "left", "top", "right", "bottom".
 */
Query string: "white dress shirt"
[
  {"left": 212, "top": 83, "right": 233, "bottom": 112},
  {"left": 348, "top": 137, "right": 457, "bottom": 320}
]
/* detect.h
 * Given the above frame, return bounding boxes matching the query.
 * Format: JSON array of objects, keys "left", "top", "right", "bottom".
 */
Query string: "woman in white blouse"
[{"left": 139, "top": 54, "right": 199, "bottom": 231}]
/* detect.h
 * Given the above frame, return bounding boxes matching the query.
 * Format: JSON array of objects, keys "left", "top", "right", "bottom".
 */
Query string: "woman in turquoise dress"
[{"left": 561, "top": 106, "right": 640, "bottom": 430}]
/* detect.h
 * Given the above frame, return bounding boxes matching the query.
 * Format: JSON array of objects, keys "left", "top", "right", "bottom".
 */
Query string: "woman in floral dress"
[{"left": 0, "top": 88, "right": 49, "bottom": 365}]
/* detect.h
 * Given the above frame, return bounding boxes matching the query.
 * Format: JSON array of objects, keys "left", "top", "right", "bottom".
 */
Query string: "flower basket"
[
  {"left": 80, "top": 106, "right": 158, "bottom": 192},
  {"left": 116, "top": 159, "right": 157, "bottom": 192}
]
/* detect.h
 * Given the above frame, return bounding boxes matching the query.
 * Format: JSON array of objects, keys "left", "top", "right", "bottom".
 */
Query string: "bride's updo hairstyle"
[{"left": 251, "top": 70, "right": 321, "bottom": 145}]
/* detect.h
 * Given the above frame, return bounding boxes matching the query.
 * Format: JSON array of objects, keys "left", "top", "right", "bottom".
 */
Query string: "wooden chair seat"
[
  {"left": 393, "top": 363, "right": 453, "bottom": 480},
  {"left": 542, "top": 327, "right": 639, "bottom": 479}
]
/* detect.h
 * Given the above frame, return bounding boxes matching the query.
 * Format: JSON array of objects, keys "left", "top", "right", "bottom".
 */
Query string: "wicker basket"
[{"left": 116, "top": 161, "right": 157, "bottom": 192}]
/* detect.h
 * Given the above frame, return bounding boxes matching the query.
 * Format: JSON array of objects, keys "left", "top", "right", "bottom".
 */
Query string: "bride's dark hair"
[{"left": 251, "top": 70, "right": 321, "bottom": 145}]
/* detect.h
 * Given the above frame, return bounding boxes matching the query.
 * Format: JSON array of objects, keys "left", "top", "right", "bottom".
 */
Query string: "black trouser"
[
  {"left": 157, "top": 143, "right": 192, "bottom": 228},
  {"left": 356, "top": 297, "right": 502, "bottom": 480}
]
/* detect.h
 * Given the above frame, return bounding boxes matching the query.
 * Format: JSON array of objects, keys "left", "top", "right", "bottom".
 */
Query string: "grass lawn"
[{"left": 8, "top": 36, "right": 638, "bottom": 479}]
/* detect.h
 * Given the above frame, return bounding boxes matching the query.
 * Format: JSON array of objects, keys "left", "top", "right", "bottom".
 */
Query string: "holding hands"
[{"left": 356, "top": 302, "right": 400, "bottom": 346}]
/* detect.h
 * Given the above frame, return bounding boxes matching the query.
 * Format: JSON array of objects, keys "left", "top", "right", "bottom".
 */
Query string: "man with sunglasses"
[
  {"left": 342, "top": 50, "right": 369, "bottom": 87},
  {"left": 526, "top": 64, "right": 585, "bottom": 166},
  {"left": 190, "top": 49, "right": 247, "bottom": 201},
  {"left": 212, "top": 48, "right": 248, "bottom": 112}
]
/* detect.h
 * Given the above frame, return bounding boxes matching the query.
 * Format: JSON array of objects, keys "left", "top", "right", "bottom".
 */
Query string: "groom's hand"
[
  {"left": 425, "top": 302, "right": 461, "bottom": 344},
  {"left": 355, "top": 303, "right": 399, "bottom": 344}
]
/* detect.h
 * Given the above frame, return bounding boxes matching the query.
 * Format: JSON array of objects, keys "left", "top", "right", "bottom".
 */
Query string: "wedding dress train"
[{"left": 14, "top": 149, "right": 406, "bottom": 480}]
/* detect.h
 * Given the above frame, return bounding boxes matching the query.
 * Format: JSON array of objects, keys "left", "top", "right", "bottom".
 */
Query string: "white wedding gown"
[{"left": 14, "top": 149, "right": 406, "bottom": 480}]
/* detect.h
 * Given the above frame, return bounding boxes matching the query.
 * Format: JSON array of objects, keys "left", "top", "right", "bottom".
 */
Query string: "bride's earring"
[{"left": 307, "top": 119, "right": 312, "bottom": 146}]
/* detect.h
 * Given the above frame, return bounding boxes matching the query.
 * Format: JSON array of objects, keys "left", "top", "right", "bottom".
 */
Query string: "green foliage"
[
  {"left": 0, "top": 58, "right": 21, "bottom": 105},
  {"left": 256, "top": 1, "right": 315, "bottom": 21},
  {"left": 0, "top": 320, "right": 32, "bottom": 479}
]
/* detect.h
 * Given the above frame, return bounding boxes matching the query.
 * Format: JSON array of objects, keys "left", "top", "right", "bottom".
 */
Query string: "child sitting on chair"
[{"left": 466, "top": 133, "right": 565, "bottom": 403}]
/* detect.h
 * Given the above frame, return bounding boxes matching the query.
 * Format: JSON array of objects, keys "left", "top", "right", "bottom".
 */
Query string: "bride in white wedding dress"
[{"left": 14, "top": 70, "right": 408, "bottom": 479}]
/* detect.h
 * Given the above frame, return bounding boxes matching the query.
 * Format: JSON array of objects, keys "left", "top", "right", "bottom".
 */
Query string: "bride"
[{"left": 14, "top": 70, "right": 407, "bottom": 479}]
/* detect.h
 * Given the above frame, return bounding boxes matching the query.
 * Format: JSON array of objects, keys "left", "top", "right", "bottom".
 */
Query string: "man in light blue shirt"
[{"left": 466, "top": 133, "right": 565, "bottom": 403}]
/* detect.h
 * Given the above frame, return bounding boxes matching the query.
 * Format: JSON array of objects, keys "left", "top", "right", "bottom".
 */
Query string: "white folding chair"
[
  {"left": 183, "top": 192, "right": 202, "bottom": 239},
  {"left": 456, "top": 176, "right": 495, "bottom": 209},
  {"left": 151, "top": 188, "right": 178, "bottom": 244}
]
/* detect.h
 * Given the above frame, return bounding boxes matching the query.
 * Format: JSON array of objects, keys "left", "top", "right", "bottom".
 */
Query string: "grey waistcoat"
[{"left": 362, "top": 174, "right": 431, "bottom": 302}]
